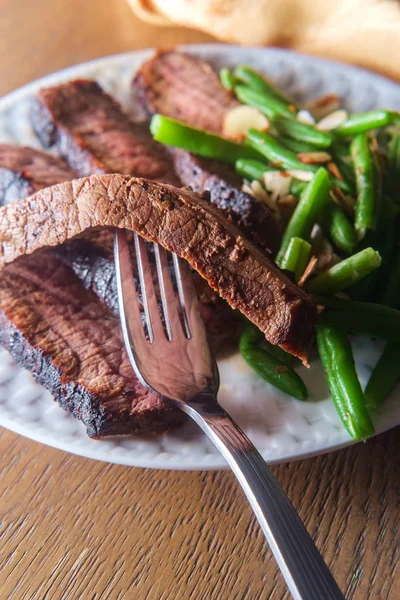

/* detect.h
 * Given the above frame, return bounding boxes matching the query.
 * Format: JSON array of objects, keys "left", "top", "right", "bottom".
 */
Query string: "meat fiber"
[{"left": 0, "top": 174, "right": 316, "bottom": 362}]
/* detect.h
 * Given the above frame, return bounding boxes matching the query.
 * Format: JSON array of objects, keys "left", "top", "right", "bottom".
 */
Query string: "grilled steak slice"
[
  {"left": 0, "top": 145, "right": 77, "bottom": 204},
  {"left": 133, "top": 50, "right": 239, "bottom": 133},
  {"left": 0, "top": 252, "right": 184, "bottom": 437},
  {"left": 133, "top": 51, "right": 280, "bottom": 254},
  {"left": 31, "top": 79, "right": 179, "bottom": 185},
  {"left": 0, "top": 175, "right": 316, "bottom": 362},
  {"left": 170, "top": 149, "right": 281, "bottom": 253}
]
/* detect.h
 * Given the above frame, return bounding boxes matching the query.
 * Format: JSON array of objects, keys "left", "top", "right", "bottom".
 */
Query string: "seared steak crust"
[
  {"left": 31, "top": 79, "right": 179, "bottom": 185},
  {"left": 0, "top": 174, "right": 316, "bottom": 361},
  {"left": 0, "top": 253, "right": 183, "bottom": 437}
]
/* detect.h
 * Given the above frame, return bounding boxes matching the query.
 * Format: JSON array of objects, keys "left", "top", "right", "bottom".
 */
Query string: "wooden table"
[{"left": 0, "top": 1, "right": 399, "bottom": 598}]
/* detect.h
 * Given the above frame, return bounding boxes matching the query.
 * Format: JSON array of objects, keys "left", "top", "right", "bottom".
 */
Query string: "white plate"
[{"left": 0, "top": 45, "right": 399, "bottom": 470}]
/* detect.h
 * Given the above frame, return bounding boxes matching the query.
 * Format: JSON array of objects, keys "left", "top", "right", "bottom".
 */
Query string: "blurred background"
[{"left": 1, "top": 0, "right": 400, "bottom": 97}]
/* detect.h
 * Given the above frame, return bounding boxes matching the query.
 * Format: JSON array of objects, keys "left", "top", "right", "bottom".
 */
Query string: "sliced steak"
[
  {"left": 133, "top": 50, "right": 280, "bottom": 254},
  {"left": 0, "top": 145, "right": 77, "bottom": 204},
  {"left": 0, "top": 252, "right": 184, "bottom": 437},
  {"left": 133, "top": 50, "right": 239, "bottom": 134},
  {"left": 31, "top": 78, "right": 179, "bottom": 185},
  {"left": 0, "top": 146, "right": 237, "bottom": 437},
  {"left": 170, "top": 149, "right": 281, "bottom": 253},
  {"left": 0, "top": 174, "right": 316, "bottom": 362}
]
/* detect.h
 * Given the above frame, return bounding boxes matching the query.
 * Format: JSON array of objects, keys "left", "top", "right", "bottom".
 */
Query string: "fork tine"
[
  {"left": 114, "top": 229, "right": 148, "bottom": 356},
  {"left": 134, "top": 233, "right": 165, "bottom": 343},
  {"left": 153, "top": 244, "right": 185, "bottom": 341},
  {"left": 172, "top": 254, "right": 207, "bottom": 343}
]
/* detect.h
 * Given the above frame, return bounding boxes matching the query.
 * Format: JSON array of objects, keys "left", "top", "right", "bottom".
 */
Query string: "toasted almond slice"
[
  {"left": 297, "top": 152, "right": 332, "bottom": 165},
  {"left": 263, "top": 171, "right": 292, "bottom": 201},
  {"left": 330, "top": 187, "right": 355, "bottom": 218},
  {"left": 305, "top": 94, "right": 342, "bottom": 119},
  {"left": 317, "top": 109, "right": 348, "bottom": 131},
  {"left": 242, "top": 180, "right": 280, "bottom": 220},
  {"left": 296, "top": 110, "right": 316, "bottom": 125},
  {"left": 298, "top": 256, "right": 318, "bottom": 287},
  {"left": 327, "top": 162, "right": 344, "bottom": 180},
  {"left": 286, "top": 170, "right": 315, "bottom": 182},
  {"left": 223, "top": 105, "right": 269, "bottom": 139}
]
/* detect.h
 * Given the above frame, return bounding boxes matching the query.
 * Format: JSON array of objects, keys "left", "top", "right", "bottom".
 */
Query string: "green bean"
[
  {"left": 320, "top": 204, "right": 358, "bottom": 254},
  {"left": 331, "top": 148, "right": 356, "bottom": 184},
  {"left": 335, "top": 110, "right": 398, "bottom": 137},
  {"left": 316, "top": 296, "right": 400, "bottom": 341},
  {"left": 280, "top": 136, "right": 318, "bottom": 154},
  {"left": 235, "top": 158, "right": 272, "bottom": 181},
  {"left": 351, "top": 133, "right": 379, "bottom": 236},
  {"left": 219, "top": 67, "right": 236, "bottom": 91},
  {"left": 380, "top": 243, "right": 400, "bottom": 308},
  {"left": 332, "top": 178, "right": 355, "bottom": 195},
  {"left": 239, "top": 324, "right": 307, "bottom": 400},
  {"left": 386, "top": 134, "right": 400, "bottom": 200},
  {"left": 273, "top": 116, "right": 333, "bottom": 149},
  {"left": 280, "top": 237, "right": 311, "bottom": 282},
  {"left": 289, "top": 179, "right": 307, "bottom": 196},
  {"left": 246, "top": 129, "right": 317, "bottom": 172},
  {"left": 235, "top": 85, "right": 296, "bottom": 120},
  {"left": 234, "top": 65, "right": 298, "bottom": 107},
  {"left": 240, "top": 322, "right": 293, "bottom": 366},
  {"left": 307, "top": 247, "right": 381, "bottom": 294},
  {"left": 349, "top": 205, "right": 396, "bottom": 301},
  {"left": 364, "top": 341, "right": 400, "bottom": 410},
  {"left": 150, "top": 115, "right": 261, "bottom": 164},
  {"left": 276, "top": 168, "right": 331, "bottom": 264},
  {"left": 316, "top": 325, "right": 374, "bottom": 440}
]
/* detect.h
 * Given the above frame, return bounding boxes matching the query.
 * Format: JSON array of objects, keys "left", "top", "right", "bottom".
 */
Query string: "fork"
[{"left": 114, "top": 230, "right": 345, "bottom": 600}]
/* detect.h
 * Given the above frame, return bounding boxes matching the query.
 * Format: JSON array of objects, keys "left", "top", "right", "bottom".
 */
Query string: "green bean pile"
[{"left": 150, "top": 63, "right": 400, "bottom": 441}]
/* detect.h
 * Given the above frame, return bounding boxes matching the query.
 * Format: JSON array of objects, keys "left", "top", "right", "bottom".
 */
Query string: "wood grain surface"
[{"left": 0, "top": 1, "right": 399, "bottom": 599}]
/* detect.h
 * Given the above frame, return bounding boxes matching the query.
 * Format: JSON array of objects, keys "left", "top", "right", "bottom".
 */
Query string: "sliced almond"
[
  {"left": 242, "top": 180, "right": 280, "bottom": 220},
  {"left": 263, "top": 171, "right": 291, "bottom": 201},
  {"left": 296, "top": 110, "right": 316, "bottom": 125},
  {"left": 317, "top": 109, "right": 348, "bottom": 132},
  {"left": 330, "top": 187, "right": 355, "bottom": 218},
  {"left": 297, "top": 152, "right": 332, "bottom": 165},
  {"left": 305, "top": 94, "right": 342, "bottom": 119},
  {"left": 277, "top": 194, "right": 298, "bottom": 221},
  {"left": 223, "top": 105, "right": 269, "bottom": 139},
  {"left": 327, "top": 162, "right": 344, "bottom": 181},
  {"left": 298, "top": 256, "right": 318, "bottom": 287},
  {"left": 285, "top": 170, "right": 314, "bottom": 182}
]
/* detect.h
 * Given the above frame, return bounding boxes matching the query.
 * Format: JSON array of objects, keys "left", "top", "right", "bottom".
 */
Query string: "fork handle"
[{"left": 184, "top": 402, "right": 345, "bottom": 600}]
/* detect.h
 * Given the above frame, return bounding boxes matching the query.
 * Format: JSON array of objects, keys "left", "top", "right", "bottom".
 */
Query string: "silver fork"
[{"left": 114, "top": 230, "right": 345, "bottom": 600}]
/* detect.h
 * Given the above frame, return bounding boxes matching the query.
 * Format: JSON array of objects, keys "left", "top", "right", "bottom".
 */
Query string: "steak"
[
  {"left": 0, "top": 252, "right": 184, "bottom": 438},
  {"left": 170, "top": 149, "right": 281, "bottom": 253},
  {"left": 0, "top": 147, "right": 236, "bottom": 436},
  {"left": 133, "top": 50, "right": 281, "bottom": 254},
  {"left": 31, "top": 78, "right": 179, "bottom": 185},
  {"left": 133, "top": 50, "right": 239, "bottom": 134},
  {"left": 0, "top": 174, "right": 316, "bottom": 362},
  {"left": 0, "top": 144, "right": 77, "bottom": 204}
]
